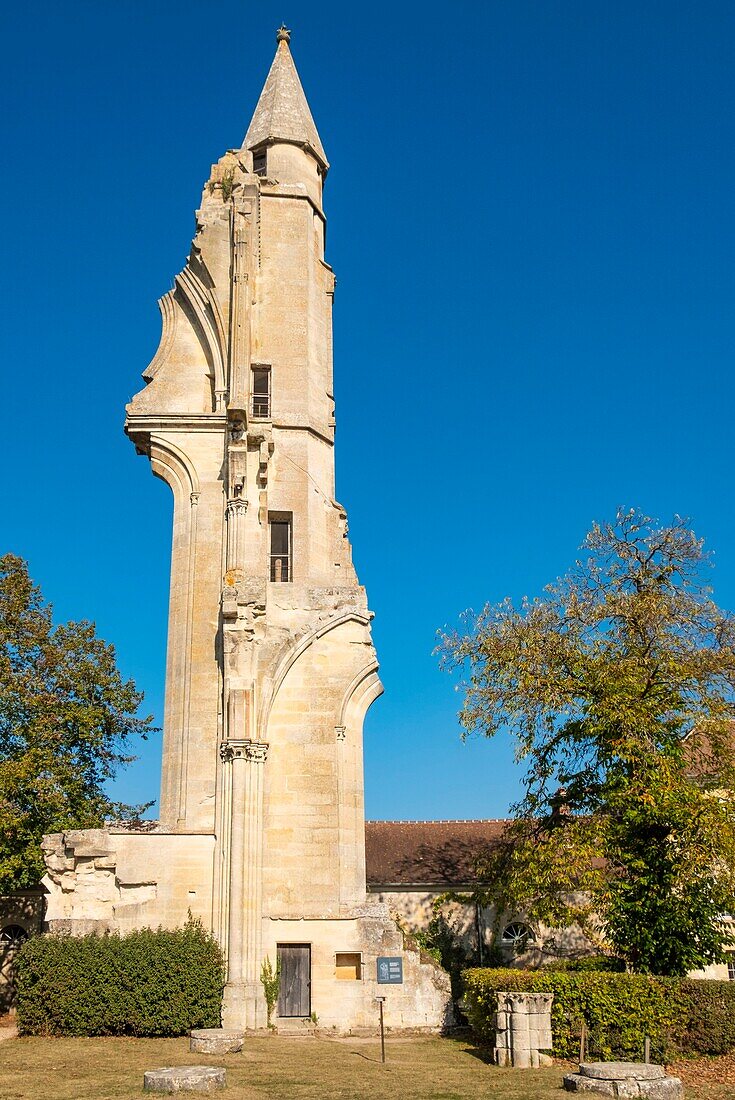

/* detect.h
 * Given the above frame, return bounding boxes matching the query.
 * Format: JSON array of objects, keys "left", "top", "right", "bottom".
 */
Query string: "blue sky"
[{"left": 2, "top": 1, "right": 735, "bottom": 820}]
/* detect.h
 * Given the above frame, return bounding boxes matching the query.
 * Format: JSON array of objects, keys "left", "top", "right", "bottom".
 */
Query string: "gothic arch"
[
  {"left": 339, "top": 662, "right": 384, "bottom": 733},
  {"left": 149, "top": 435, "right": 200, "bottom": 507},
  {"left": 256, "top": 611, "right": 373, "bottom": 742},
  {"left": 175, "top": 267, "right": 227, "bottom": 405}
]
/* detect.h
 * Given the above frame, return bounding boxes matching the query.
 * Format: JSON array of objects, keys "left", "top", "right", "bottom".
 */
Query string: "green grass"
[
  {"left": 0, "top": 1035, "right": 560, "bottom": 1099},
  {"left": 0, "top": 1034, "right": 724, "bottom": 1099}
]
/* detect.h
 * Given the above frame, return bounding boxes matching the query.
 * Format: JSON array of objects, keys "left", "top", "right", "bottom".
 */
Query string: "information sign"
[{"left": 377, "top": 956, "right": 403, "bottom": 984}]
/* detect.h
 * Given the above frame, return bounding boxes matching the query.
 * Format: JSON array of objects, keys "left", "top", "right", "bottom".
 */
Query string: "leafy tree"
[
  {"left": 0, "top": 554, "right": 155, "bottom": 892},
  {"left": 439, "top": 509, "right": 735, "bottom": 975},
  {"left": 413, "top": 912, "right": 473, "bottom": 999}
]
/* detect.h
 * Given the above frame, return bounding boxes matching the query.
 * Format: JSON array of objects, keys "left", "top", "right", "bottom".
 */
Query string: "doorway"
[{"left": 277, "top": 943, "right": 311, "bottom": 1017}]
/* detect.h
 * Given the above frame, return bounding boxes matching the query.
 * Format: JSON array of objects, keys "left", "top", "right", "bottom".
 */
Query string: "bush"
[
  {"left": 462, "top": 967, "right": 735, "bottom": 1060},
  {"left": 543, "top": 955, "right": 626, "bottom": 973},
  {"left": 679, "top": 979, "right": 735, "bottom": 1056},
  {"left": 15, "top": 917, "right": 225, "bottom": 1036}
]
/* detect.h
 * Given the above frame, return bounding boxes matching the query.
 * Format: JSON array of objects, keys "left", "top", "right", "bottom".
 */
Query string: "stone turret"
[{"left": 42, "top": 28, "right": 451, "bottom": 1035}]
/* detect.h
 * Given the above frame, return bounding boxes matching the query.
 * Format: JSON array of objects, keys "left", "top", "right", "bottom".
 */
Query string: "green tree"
[
  {"left": 0, "top": 554, "right": 155, "bottom": 892},
  {"left": 439, "top": 509, "right": 735, "bottom": 975}
]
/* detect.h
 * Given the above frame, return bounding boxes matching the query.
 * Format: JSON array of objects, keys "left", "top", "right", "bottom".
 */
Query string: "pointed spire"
[{"left": 243, "top": 27, "right": 329, "bottom": 172}]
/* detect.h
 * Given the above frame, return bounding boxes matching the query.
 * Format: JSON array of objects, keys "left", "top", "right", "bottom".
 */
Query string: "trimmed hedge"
[
  {"left": 462, "top": 967, "right": 735, "bottom": 1060},
  {"left": 15, "top": 918, "right": 225, "bottom": 1037}
]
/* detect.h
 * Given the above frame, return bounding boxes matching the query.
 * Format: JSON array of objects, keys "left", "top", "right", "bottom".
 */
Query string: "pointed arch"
[
  {"left": 175, "top": 267, "right": 227, "bottom": 405},
  {"left": 149, "top": 435, "right": 200, "bottom": 507},
  {"left": 256, "top": 611, "right": 373, "bottom": 742},
  {"left": 339, "top": 662, "right": 384, "bottom": 732}
]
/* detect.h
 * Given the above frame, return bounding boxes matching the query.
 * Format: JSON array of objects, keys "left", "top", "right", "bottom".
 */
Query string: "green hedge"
[
  {"left": 15, "top": 918, "right": 225, "bottom": 1037},
  {"left": 462, "top": 967, "right": 735, "bottom": 1060}
]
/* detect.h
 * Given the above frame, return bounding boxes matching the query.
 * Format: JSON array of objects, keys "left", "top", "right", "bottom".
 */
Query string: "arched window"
[
  {"left": 500, "top": 922, "right": 534, "bottom": 951},
  {"left": 0, "top": 925, "right": 29, "bottom": 951}
]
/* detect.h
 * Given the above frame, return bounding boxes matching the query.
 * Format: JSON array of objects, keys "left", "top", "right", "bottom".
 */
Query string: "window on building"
[
  {"left": 0, "top": 925, "right": 29, "bottom": 949},
  {"left": 335, "top": 952, "right": 362, "bottom": 980},
  {"left": 728, "top": 958, "right": 735, "bottom": 982},
  {"left": 251, "top": 367, "right": 271, "bottom": 419},
  {"left": 253, "top": 148, "right": 267, "bottom": 177},
  {"left": 500, "top": 922, "right": 534, "bottom": 951},
  {"left": 270, "top": 515, "right": 292, "bottom": 582}
]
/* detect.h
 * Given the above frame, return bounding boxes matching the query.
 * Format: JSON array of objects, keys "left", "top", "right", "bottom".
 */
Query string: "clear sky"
[{"left": 2, "top": 1, "right": 735, "bottom": 821}]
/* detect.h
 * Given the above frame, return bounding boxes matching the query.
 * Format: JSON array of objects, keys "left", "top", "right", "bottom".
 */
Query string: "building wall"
[{"left": 371, "top": 887, "right": 600, "bottom": 967}]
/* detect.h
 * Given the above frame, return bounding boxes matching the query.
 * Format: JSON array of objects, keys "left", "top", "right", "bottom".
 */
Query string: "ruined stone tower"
[{"left": 42, "top": 29, "right": 450, "bottom": 1031}]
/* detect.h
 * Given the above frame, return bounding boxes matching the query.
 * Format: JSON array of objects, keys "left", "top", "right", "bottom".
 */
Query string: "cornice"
[{"left": 125, "top": 414, "right": 228, "bottom": 438}]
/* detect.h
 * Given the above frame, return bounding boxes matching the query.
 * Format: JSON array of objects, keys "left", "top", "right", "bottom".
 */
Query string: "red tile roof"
[{"left": 365, "top": 819, "right": 510, "bottom": 887}]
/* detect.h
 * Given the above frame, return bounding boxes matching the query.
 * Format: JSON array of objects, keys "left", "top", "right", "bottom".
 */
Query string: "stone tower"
[{"left": 42, "top": 29, "right": 450, "bottom": 1032}]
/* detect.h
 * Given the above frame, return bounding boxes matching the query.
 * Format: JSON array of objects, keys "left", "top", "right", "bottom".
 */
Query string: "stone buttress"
[{"left": 41, "top": 28, "right": 451, "bottom": 1033}]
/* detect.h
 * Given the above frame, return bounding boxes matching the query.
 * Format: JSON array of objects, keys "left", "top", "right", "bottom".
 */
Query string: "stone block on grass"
[
  {"left": 143, "top": 1065, "right": 226, "bottom": 1093},
  {"left": 190, "top": 1029, "right": 244, "bottom": 1054}
]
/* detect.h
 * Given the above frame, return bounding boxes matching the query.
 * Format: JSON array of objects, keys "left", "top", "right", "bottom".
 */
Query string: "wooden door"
[{"left": 277, "top": 943, "right": 311, "bottom": 1017}]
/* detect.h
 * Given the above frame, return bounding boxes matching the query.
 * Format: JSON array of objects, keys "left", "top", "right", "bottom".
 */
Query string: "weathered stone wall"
[
  {"left": 263, "top": 903, "right": 452, "bottom": 1032},
  {"left": 371, "top": 887, "right": 598, "bottom": 966},
  {"left": 42, "top": 829, "right": 214, "bottom": 933},
  {"left": 263, "top": 617, "right": 375, "bottom": 919}
]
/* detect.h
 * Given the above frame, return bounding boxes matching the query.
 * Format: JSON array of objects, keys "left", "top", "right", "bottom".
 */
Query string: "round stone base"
[
  {"left": 563, "top": 1061, "right": 683, "bottom": 1098},
  {"left": 143, "top": 1065, "right": 226, "bottom": 1093},
  {"left": 190, "top": 1028, "right": 245, "bottom": 1054}
]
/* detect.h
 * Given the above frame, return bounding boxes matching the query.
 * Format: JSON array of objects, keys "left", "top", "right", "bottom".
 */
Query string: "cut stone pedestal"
[
  {"left": 190, "top": 1028, "right": 244, "bottom": 1054},
  {"left": 563, "top": 1062, "right": 684, "bottom": 1098},
  {"left": 143, "top": 1066, "right": 226, "bottom": 1093},
  {"left": 494, "top": 991, "right": 554, "bottom": 1069}
]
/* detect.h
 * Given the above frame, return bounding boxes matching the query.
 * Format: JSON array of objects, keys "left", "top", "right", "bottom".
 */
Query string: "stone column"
[
  {"left": 225, "top": 496, "right": 248, "bottom": 581},
  {"left": 221, "top": 738, "right": 269, "bottom": 1029},
  {"left": 494, "top": 991, "right": 554, "bottom": 1069}
]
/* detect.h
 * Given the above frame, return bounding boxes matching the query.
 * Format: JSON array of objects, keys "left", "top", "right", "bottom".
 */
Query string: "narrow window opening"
[
  {"left": 251, "top": 367, "right": 271, "bottom": 419},
  {"left": 253, "top": 148, "right": 267, "bottom": 177},
  {"left": 335, "top": 952, "right": 362, "bottom": 980},
  {"left": 270, "top": 515, "right": 292, "bottom": 582}
]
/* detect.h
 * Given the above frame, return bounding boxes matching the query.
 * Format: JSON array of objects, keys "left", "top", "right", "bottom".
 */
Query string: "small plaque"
[{"left": 377, "top": 956, "right": 403, "bottom": 984}]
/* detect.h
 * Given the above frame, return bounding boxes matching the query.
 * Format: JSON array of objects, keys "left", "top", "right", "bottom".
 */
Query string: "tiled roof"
[{"left": 365, "top": 819, "right": 510, "bottom": 887}]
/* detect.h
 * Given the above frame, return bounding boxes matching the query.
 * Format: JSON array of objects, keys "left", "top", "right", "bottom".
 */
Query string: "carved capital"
[
  {"left": 219, "top": 739, "right": 269, "bottom": 764},
  {"left": 226, "top": 498, "right": 248, "bottom": 518},
  {"left": 335, "top": 726, "right": 346, "bottom": 742}
]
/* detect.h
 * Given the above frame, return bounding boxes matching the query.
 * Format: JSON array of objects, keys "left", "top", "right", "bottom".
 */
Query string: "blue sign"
[{"left": 377, "top": 956, "right": 403, "bottom": 984}]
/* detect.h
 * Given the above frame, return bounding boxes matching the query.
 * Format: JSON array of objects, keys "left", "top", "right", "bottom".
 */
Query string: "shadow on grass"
[
  {"left": 457, "top": 1041, "right": 496, "bottom": 1066},
  {"left": 349, "top": 1049, "right": 387, "bottom": 1064}
]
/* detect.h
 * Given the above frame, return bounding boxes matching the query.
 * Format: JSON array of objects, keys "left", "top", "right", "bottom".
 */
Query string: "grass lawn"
[
  {"left": 0, "top": 1033, "right": 728, "bottom": 1100},
  {"left": 1, "top": 1034, "right": 557, "bottom": 1100}
]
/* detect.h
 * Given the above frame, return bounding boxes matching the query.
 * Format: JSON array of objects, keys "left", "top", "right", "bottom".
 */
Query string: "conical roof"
[{"left": 243, "top": 27, "right": 329, "bottom": 171}]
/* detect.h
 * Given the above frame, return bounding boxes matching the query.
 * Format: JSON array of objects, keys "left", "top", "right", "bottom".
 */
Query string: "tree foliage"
[
  {"left": 0, "top": 554, "right": 155, "bottom": 892},
  {"left": 439, "top": 510, "right": 735, "bottom": 975}
]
